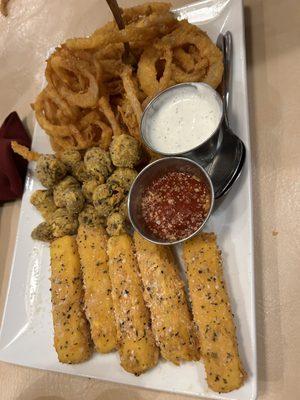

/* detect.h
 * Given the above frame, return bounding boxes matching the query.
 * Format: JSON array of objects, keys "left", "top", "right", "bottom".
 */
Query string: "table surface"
[{"left": 0, "top": 0, "right": 299, "bottom": 399}]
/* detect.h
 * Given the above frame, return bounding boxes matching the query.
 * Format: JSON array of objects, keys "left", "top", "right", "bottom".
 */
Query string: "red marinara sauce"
[{"left": 141, "top": 171, "right": 211, "bottom": 241}]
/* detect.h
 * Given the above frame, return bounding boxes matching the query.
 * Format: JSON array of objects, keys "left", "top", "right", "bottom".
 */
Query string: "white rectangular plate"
[{"left": 0, "top": 1, "right": 256, "bottom": 399}]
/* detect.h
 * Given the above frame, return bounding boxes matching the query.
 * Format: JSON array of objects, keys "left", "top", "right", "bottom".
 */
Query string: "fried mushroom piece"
[
  {"left": 64, "top": 189, "right": 85, "bottom": 214},
  {"left": 53, "top": 176, "right": 80, "bottom": 207},
  {"left": 59, "top": 149, "right": 82, "bottom": 171},
  {"left": 107, "top": 168, "right": 137, "bottom": 192},
  {"left": 84, "top": 147, "right": 113, "bottom": 179},
  {"left": 78, "top": 204, "right": 105, "bottom": 227},
  {"left": 30, "top": 190, "right": 57, "bottom": 221},
  {"left": 109, "top": 134, "right": 141, "bottom": 168},
  {"left": 31, "top": 222, "right": 54, "bottom": 242},
  {"left": 82, "top": 177, "right": 105, "bottom": 203},
  {"left": 53, "top": 176, "right": 84, "bottom": 214},
  {"left": 35, "top": 155, "right": 67, "bottom": 188},
  {"left": 71, "top": 161, "right": 90, "bottom": 182},
  {"left": 50, "top": 208, "right": 79, "bottom": 237},
  {"left": 92, "top": 183, "right": 124, "bottom": 217},
  {"left": 118, "top": 195, "right": 129, "bottom": 219},
  {"left": 106, "top": 212, "right": 126, "bottom": 236}
]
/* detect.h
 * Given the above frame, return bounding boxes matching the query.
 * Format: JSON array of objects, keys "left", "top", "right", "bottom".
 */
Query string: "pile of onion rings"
[{"left": 32, "top": 2, "right": 223, "bottom": 153}]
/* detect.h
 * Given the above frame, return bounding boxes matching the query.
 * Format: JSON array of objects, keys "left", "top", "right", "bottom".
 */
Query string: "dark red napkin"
[{"left": 0, "top": 112, "right": 31, "bottom": 202}]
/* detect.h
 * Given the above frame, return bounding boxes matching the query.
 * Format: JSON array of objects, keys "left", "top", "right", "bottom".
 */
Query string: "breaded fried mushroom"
[
  {"left": 110, "top": 134, "right": 141, "bottom": 168},
  {"left": 82, "top": 178, "right": 105, "bottom": 203},
  {"left": 71, "top": 161, "right": 89, "bottom": 182},
  {"left": 53, "top": 176, "right": 84, "bottom": 214},
  {"left": 93, "top": 183, "right": 124, "bottom": 217},
  {"left": 35, "top": 155, "right": 67, "bottom": 188},
  {"left": 118, "top": 196, "right": 129, "bottom": 219},
  {"left": 64, "top": 189, "right": 85, "bottom": 214},
  {"left": 50, "top": 208, "right": 79, "bottom": 237},
  {"left": 107, "top": 168, "right": 137, "bottom": 192},
  {"left": 59, "top": 149, "right": 82, "bottom": 170},
  {"left": 84, "top": 147, "right": 113, "bottom": 179},
  {"left": 53, "top": 176, "right": 80, "bottom": 207},
  {"left": 106, "top": 212, "right": 126, "bottom": 236},
  {"left": 30, "top": 190, "right": 57, "bottom": 221},
  {"left": 31, "top": 222, "right": 54, "bottom": 242},
  {"left": 78, "top": 205, "right": 105, "bottom": 227}
]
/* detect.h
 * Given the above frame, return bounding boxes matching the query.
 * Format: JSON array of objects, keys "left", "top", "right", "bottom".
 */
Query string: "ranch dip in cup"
[{"left": 141, "top": 82, "right": 223, "bottom": 157}]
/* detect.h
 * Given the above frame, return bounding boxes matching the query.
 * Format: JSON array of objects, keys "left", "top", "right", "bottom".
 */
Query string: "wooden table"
[{"left": 0, "top": 1, "right": 299, "bottom": 399}]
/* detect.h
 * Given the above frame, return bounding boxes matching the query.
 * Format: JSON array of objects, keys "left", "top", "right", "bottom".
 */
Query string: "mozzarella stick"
[
  {"left": 183, "top": 233, "right": 246, "bottom": 392},
  {"left": 50, "top": 236, "right": 91, "bottom": 363},
  {"left": 107, "top": 234, "right": 159, "bottom": 375},
  {"left": 133, "top": 232, "right": 200, "bottom": 365},
  {"left": 77, "top": 224, "right": 117, "bottom": 353}
]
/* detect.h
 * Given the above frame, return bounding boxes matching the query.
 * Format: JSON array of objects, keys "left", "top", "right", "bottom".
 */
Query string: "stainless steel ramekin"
[
  {"left": 128, "top": 157, "right": 214, "bottom": 245},
  {"left": 140, "top": 82, "right": 224, "bottom": 164}
]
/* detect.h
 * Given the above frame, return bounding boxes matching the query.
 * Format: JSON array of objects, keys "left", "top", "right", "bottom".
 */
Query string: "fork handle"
[
  {"left": 106, "top": 0, "right": 125, "bottom": 29},
  {"left": 105, "top": 0, "right": 136, "bottom": 66}
]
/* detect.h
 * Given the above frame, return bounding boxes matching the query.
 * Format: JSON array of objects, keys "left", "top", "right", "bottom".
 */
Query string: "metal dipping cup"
[
  {"left": 128, "top": 157, "right": 215, "bottom": 246},
  {"left": 140, "top": 82, "right": 224, "bottom": 165}
]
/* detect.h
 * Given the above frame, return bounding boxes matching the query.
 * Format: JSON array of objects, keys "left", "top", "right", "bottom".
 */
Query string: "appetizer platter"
[{"left": 0, "top": 1, "right": 257, "bottom": 399}]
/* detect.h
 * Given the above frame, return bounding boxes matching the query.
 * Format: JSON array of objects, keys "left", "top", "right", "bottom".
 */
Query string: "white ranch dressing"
[{"left": 146, "top": 84, "right": 222, "bottom": 154}]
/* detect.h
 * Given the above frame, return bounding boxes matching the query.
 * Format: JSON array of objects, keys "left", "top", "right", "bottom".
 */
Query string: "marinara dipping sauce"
[{"left": 141, "top": 171, "right": 211, "bottom": 241}]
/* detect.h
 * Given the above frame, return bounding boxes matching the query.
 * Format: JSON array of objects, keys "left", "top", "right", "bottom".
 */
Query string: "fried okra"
[
  {"left": 30, "top": 190, "right": 57, "bottom": 221},
  {"left": 31, "top": 222, "right": 54, "bottom": 242},
  {"left": 84, "top": 147, "right": 113, "bottom": 179},
  {"left": 50, "top": 208, "right": 79, "bottom": 237},
  {"left": 109, "top": 134, "right": 141, "bottom": 168},
  {"left": 93, "top": 183, "right": 124, "bottom": 217},
  {"left": 106, "top": 212, "right": 126, "bottom": 236},
  {"left": 107, "top": 168, "right": 137, "bottom": 192},
  {"left": 78, "top": 205, "right": 105, "bottom": 227},
  {"left": 35, "top": 155, "right": 67, "bottom": 188}
]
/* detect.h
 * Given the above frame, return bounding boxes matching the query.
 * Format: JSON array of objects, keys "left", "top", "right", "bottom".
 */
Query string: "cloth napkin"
[{"left": 0, "top": 112, "right": 31, "bottom": 202}]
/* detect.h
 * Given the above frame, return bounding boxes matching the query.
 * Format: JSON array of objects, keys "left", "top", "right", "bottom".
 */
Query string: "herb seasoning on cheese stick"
[
  {"left": 183, "top": 233, "right": 246, "bottom": 392},
  {"left": 107, "top": 234, "right": 159, "bottom": 375},
  {"left": 134, "top": 232, "right": 200, "bottom": 364},
  {"left": 77, "top": 223, "right": 117, "bottom": 353},
  {"left": 50, "top": 235, "right": 91, "bottom": 363}
]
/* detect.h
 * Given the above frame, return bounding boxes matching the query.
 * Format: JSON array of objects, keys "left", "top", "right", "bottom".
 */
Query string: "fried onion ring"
[
  {"left": 121, "top": 2, "right": 171, "bottom": 25},
  {"left": 33, "top": 3, "right": 223, "bottom": 153},
  {"left": 121, "top": 66, "right": 143, "bottom": 124},
  {"left": 137, "top": 42, "right": 173, "bottom": 97},
  {"left": 117, "top": 98, "right": 140, "bottom": 141},
  {"left": 49, "top": 53, "right": 99, "bottom": 108},
  {"left": 161, "top": 21, "right": 224, "bottom": 88},
  {"left": 99, "top": 97, "right": 123, "bottom": 137},
  {"left": 65, "top": 13, "right": 177, "bottom": 50},
  {"left": 32, "top": 90, "right": 79, "bottom": 138}
]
